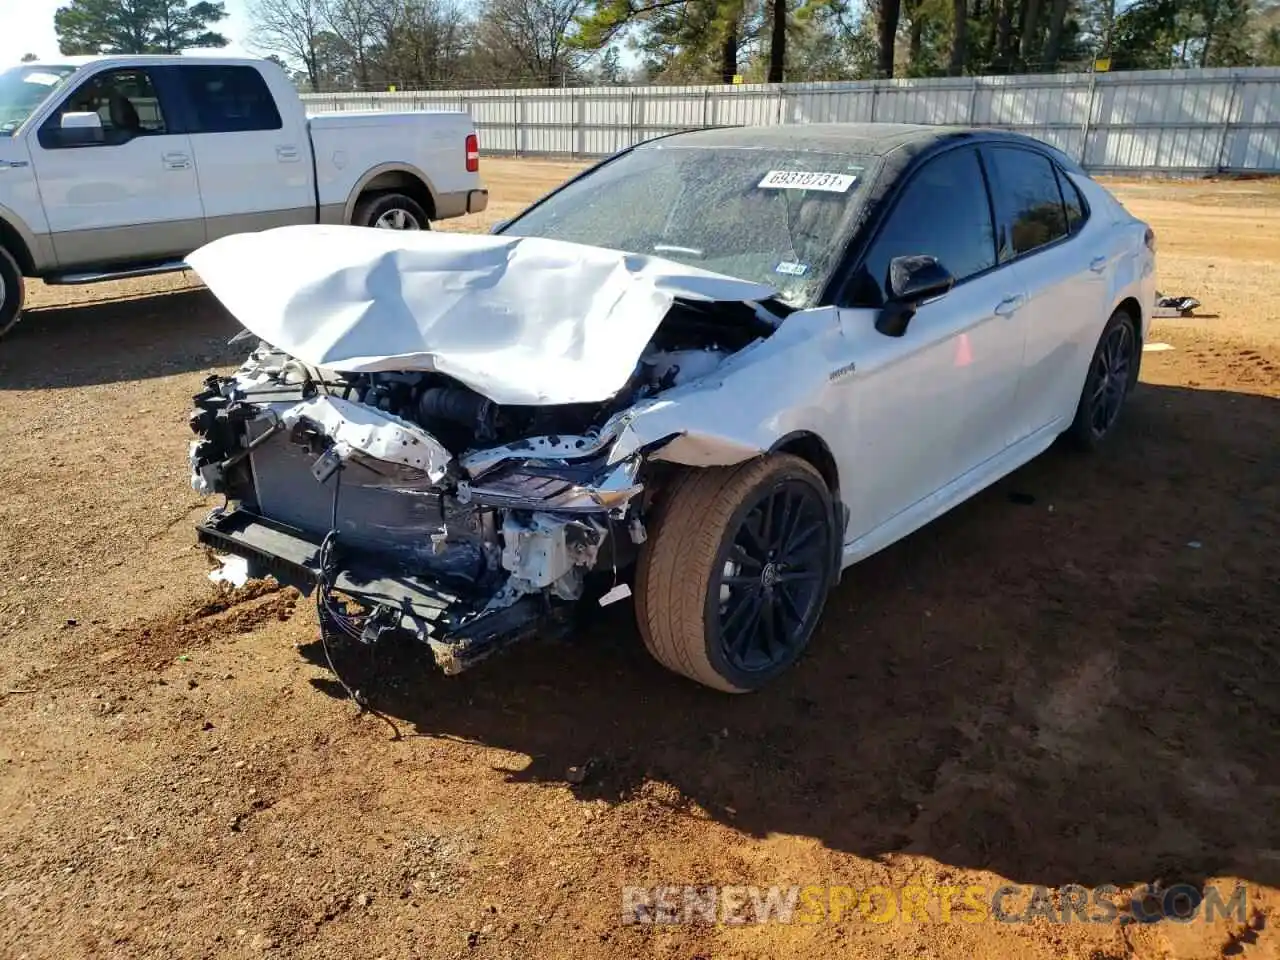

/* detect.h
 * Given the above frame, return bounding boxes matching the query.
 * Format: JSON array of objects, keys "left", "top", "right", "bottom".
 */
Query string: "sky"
[{"left": 2, "top": 0, "right": 255, "bottom": 64}]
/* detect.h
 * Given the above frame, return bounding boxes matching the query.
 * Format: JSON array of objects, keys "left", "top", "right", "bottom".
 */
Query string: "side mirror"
[
  {"left": 875, "top": 255, "right": 955, "bottom": 337},
  {"left": 488, "top": 218, "right": 510, "bottom": 235},
  {"left": 57, "top": 111, "right": 104, "bottom": 146}
]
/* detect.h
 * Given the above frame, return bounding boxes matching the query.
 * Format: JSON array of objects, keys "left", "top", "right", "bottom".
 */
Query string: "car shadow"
[
  {"left": 0, "top": 287, "right": 244, "bottom": 390},
  {"left": 299, "top": 380, "right": 1280, "bottom": 896}
]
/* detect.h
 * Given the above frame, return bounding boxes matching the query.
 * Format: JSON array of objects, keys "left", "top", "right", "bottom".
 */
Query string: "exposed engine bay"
[
  {"left": 189, "top": 296, "right": 780, "bottom": 674},
  {"left": 297, "top": 297, "right": 769, "bottom": 450}
]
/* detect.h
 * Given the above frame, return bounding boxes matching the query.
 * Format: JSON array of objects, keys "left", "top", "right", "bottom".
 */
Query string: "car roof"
[
  {"left": 644, "top": 122, "right": 1087, "bottom": 179},
  {"left": 644, "top": 122, "right": 1040, "bottom": 157}
]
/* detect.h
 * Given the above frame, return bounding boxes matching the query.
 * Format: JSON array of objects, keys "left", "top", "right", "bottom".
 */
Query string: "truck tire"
[
  {"left": 0, "top": 247, "right": 24, "bottom": 341},
  {"left": 635, "top": 454, "right": 836, "bottom": 693},
  {"left": 353, "top": 192, "right": 430, "bottom": 231}
]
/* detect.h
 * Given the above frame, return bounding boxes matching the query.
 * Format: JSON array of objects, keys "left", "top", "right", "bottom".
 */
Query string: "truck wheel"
[
  {"left": 354, "top": 193, "right": 429, "bottom": 231},
  {"left": 635, "top": 454, "right": 836, "bottom": 693},
  {"left": 0, "top": 247, "right": 24, "bottom": 340}
]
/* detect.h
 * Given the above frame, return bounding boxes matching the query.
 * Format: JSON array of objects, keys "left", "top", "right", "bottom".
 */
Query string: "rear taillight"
[
  {"left": 1144, "top": 226, "right": 1157, "bottom": 254},
  {"left": 465, "top": 133, "right": 479, "bottom": 173}
]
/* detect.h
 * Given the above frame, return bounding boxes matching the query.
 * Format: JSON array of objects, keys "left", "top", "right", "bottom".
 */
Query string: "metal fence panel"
[{"left": 300, "top": 66, "right": 1280, "bottom": 174}]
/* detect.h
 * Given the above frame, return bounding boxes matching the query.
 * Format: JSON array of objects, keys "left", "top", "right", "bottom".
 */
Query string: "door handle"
[
  {"left": 276, "top": 145, "right": 300, "bottom": 162},
  {"left": 1089, "top": 255, "right": 1108, "bottom": 273},
  {"left": 994, "top": 293, "right": 1026, "bottom": 317},
  {"left": 162, "top": 152, "right": 191, "bottom": 170},
  {"left": 0, "top": 159, "right": 30, "bottom": 170}
]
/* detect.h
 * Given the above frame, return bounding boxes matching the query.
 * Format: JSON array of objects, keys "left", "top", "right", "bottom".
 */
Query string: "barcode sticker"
[
  {"left": 758, "top": 170, "right": 857, "bottom": 192},
  {"left": 775, "top": 261, "right": 809, "bottom": 276}
]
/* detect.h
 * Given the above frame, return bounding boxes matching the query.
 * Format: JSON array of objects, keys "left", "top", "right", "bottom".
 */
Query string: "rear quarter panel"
[{"left": 1078, "top": 175, "right": 1156, "bottom": 339}]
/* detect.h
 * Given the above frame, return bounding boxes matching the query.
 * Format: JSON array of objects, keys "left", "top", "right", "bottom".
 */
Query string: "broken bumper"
[
  {"left": 198, "top": 507, "right": 554, "bottom": 675},
  {"left": 187, "top": 347, "right": 656, "bottom": 679}
]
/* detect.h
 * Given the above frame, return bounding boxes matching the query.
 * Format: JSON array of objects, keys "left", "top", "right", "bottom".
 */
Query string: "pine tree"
[{"left": 54, "top": 0, "right": 228, "bottom": 55}]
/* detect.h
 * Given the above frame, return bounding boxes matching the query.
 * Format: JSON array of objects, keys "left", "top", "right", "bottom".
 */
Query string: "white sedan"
[{"left": 186, "top": 122, "right": 1157, "bottom": 693}]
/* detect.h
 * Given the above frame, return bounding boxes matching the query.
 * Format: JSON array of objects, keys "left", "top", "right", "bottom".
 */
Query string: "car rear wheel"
[
  {"left": 354, "top": 192, "right": 430, "bottom": 231},
  {"left": 636, "top": 454, "right": 835, "bottom": 693},
  {"left": 0, "top": 247, "right": 24, "bottom": 341},
  {"left": 1066, "top": 307, "right": 1139, "bottom": 450}
]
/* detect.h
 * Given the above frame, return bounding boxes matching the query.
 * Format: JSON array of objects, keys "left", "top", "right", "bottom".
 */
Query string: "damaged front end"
[{"left": 189, "top": 304, "right": 770, "bottom": 674}]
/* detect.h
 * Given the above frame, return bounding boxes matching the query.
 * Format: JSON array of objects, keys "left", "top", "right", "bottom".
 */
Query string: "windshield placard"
[{"left": 757, "top": 170, "right": 857, "bottom": 192}]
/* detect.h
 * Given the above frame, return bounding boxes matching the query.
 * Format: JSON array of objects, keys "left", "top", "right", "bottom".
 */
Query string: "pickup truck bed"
[{"left": 307, "top": 111, "right": 485, "bottom": 224}]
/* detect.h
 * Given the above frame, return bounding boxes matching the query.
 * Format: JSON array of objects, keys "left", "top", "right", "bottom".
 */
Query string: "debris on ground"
[{"left": 1153, "top": 293, "right": 1202, "bottom": 318}]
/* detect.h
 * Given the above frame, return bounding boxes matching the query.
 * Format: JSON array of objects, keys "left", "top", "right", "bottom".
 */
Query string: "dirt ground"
[{"left": 1, "top": 159, "right": 1278, "bottom": 960}]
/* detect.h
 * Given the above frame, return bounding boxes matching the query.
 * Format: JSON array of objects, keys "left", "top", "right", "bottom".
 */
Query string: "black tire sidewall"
[
  {"left": 699, "top": 464, "right": 835, "bottom": 691},
  {"left": 1072, "top": 309, "right": 1138, "bottom": 448},
  {"left": 0, "top": 247, "right": 23, "bottom": 338},
  {"left": 356, "top": 193, "right": 430, "bottom": 231}
]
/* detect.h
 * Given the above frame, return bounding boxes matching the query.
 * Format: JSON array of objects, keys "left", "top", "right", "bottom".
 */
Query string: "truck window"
[
  {"left": 179, "top": 65, "right": 282, "bottom": 134},
  {"left": 41, "top": 68, "right": 169, "bottom": 146}
]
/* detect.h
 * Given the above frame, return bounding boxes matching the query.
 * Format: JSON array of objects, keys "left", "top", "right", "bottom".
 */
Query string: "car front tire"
[
  {"left": 636, "top": 454, "right": 836, "bottom": 693},
  {"left": 0, "top": 247, "right": 24, "bottom": 341},
  {"left": 1066, "top": 307, "right": 1139, "bottom": 450}
]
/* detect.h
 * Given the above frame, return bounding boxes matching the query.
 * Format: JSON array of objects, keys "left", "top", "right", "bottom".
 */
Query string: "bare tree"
[
  {"left": 326, "top": 0, "right": 376, "bottom": 87},
  {"left": 371, "top": 0, "right": 472, "bottom": 88},
  {"left": 249, "top": 0, "right": 329, "bottom": 90},
  {"left": 474, "top": 0, "right": 587, "bottom": 84}
]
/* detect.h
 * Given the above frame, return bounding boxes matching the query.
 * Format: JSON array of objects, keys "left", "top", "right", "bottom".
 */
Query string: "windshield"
[
  {"left": 502, "top": 144, "right": 872, "bottom": 307},
  {"left": 0, "top": 64, "right": 77, "bottom": 135}
]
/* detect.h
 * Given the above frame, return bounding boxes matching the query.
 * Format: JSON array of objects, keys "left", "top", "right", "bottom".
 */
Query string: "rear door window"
[
  {"left": 985, "top": 146, "right": 1070, "bottom": 260},
  {"left": 178, "top": 65, "right": 282, "bottom": 133},
  {"left": 1056, "top": 167, "right": 1088, "bottom": 234}
]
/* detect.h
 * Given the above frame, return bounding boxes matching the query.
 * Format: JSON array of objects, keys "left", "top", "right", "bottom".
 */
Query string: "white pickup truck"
[{"left": 0, "top": 55, "right": 488, "bottom": 336}]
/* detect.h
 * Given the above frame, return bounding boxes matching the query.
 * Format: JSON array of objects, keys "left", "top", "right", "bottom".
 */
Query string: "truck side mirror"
[{"left": 56, "top": 111, "right": 105, "bottom": 146}]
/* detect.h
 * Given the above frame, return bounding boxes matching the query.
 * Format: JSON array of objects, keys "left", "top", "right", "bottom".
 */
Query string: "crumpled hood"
[{"left": 186, "top": 225, "right": 778, "bottom": 406}]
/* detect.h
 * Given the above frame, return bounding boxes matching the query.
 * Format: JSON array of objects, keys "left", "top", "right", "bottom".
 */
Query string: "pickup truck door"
[
  {"left": 830, "top": 145, "right": 1027, "bottom": 548},
  {"left": 172, "top": 64, "right": 316, "bottom": 242},
  {"left": 28, "top": 66, "right": 205, "bottom": 268}
]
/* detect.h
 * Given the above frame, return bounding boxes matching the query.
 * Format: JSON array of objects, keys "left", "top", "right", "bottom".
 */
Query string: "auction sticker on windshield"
[
  {"left": 24, "top": 72, "right": 66, "bottom": 87},
  {"left": 758, "top": 170, "right": 857, "bottom": 192}
]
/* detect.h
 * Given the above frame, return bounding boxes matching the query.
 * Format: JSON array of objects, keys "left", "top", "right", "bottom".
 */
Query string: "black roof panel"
[{"left": 641, "top": 122, "right": 982, "bottom": 156}]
